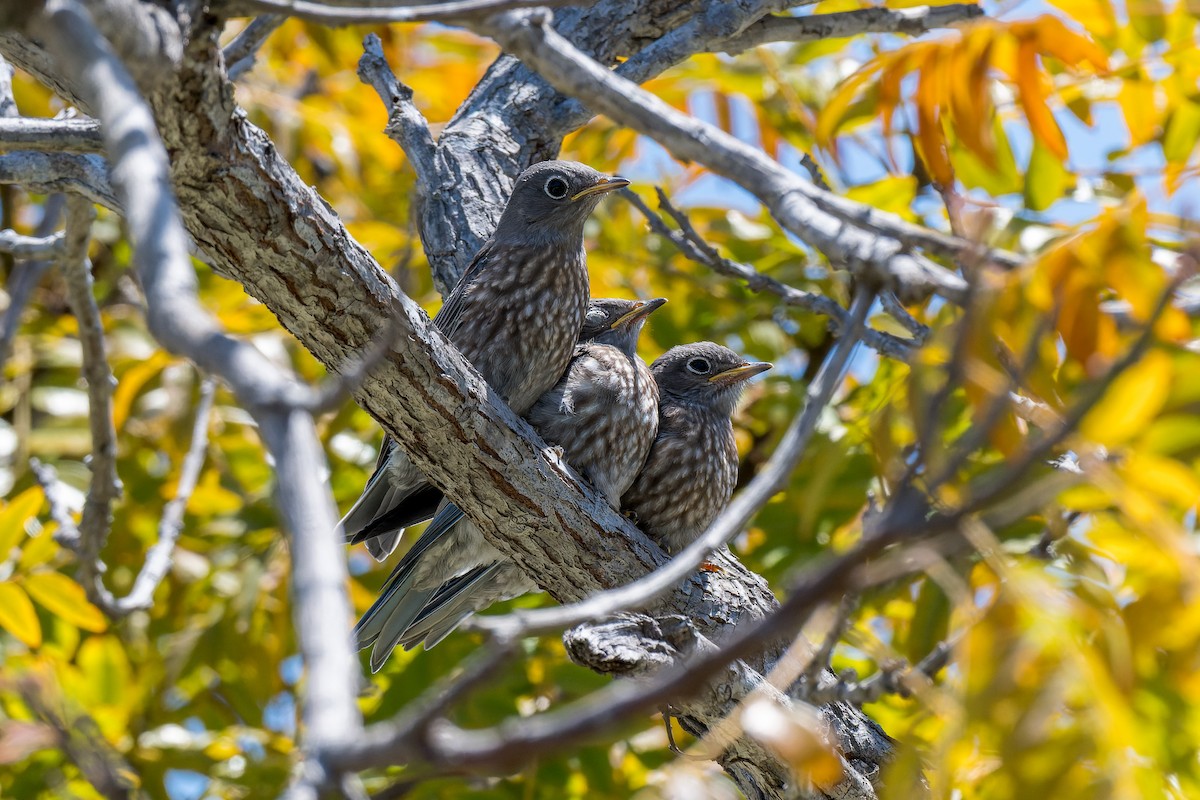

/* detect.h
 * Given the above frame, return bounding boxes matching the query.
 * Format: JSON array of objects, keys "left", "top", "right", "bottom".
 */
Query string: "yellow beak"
[
  {"left": 709, "top": 361, "right": 773, "bottom": 386},
  {"left": 611, "top": 297, "right": 668, "bottom": 330},
  {"left": 571, "top": 176, "right": 631, "bottom": 201}
]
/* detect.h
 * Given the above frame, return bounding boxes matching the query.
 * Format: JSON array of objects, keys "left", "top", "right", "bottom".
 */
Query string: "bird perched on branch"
[
  {"left": 338, "top": 161, "right": 628, "bottom": 560},
  {"left": 355, "top": 297, "right": 666, "bottom": 666},
  {"left": 622, "top": 342, "right": 772, "bottom": 554}
]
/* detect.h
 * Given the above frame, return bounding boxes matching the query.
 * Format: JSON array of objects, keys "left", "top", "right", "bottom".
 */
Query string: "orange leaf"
[{"left": 1014, "top": 36, "right": 1067, "bottom": 159}]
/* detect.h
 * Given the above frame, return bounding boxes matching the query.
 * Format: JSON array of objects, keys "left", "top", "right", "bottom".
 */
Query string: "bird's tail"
[
  {"left": 399, "top": 563, "right": 506, "bottom": 650},
  {"left": 352, "top": 502, "right": 470, "bottom": 670}
]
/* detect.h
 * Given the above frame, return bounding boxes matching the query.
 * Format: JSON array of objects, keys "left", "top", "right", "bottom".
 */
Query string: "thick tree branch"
[
  {"left": 721, "top": 4, "right": 985, "bottom": 54},
  {"left": 238, "top": 0, "right": 585, "bottom": 25}
]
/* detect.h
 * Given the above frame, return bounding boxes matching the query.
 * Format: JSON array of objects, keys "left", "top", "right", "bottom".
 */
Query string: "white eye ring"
[
  {"left": 544, "top": 176, "right": 570, "bottom": 199},
  {"left": 686, "top": 357, "right": 711, "bottom": 375}
]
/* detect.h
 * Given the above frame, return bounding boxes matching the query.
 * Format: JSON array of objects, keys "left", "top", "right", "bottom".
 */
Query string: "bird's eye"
[
  {"left": 686, "top": 357, "right": 711, "bottom": 375},
  {"left": 544, "top": 176, "right": 570, "bottom": 199}
]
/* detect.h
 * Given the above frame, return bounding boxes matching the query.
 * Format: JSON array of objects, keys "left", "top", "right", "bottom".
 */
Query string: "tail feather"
[
  {"left": 353, "top": 502, "right": 472, "bottom": 670},
  {"left": 400, "top": 564, "right": 502, "bottom": 650}
]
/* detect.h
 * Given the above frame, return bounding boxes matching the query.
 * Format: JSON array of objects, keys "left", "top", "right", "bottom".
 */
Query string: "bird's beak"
[
  {"left": 571, "top": 175, "right": 630, "bottom": 201},
  {"left": 709, "top": 361, "right": 773, "bottom": 386},
  {"left": 611, "top": 297, "right": 667, "bottom": 330}
]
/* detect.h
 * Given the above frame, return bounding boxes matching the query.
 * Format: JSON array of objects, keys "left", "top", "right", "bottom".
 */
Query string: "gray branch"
[
  {"left": 622, "top": 187, "right": 916, "bottom": 360},
  {"left": 722, "top": 4, "right": 985, "bottom": 54},
  {"left": 56, "top": 197, "right": 121, "bottom": 601},
  {"left": 0, "top": 228, "right": 63, "bottom": 255},
  {"left": 223, "top": 15, "right": 284, "bottom": 81},
  {"left": 0, "top": 117, "right": 103, "bottom": 153},
  {"left": 238, "top": 0, "right": 584, "bottom": 25},
  {"left": 480, "top": 10, "right": 981, "bottom": 303},
  {"left": 0, "top": 151, "right": 117, "bottom": 209},
  {"left": 29, "top": 2, "right": 362, "bottom": 794}
]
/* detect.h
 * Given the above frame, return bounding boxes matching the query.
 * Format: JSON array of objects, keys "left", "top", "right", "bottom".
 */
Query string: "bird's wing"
[{"left": 432, "top": 238, "right": 496, "bottom": 337}]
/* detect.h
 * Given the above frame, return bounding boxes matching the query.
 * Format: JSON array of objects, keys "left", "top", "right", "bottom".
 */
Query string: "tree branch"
[
  {"left": 0, "top": 116, "right": 103, "bottom": 153},
  {"left": 480, "top": 10, "right": 983, "bottom": 303},
  {"left": 0, "top": 151, "right": 117, "bottom": 209},
  {"left": 623, "top": 187, "right": 916, "bottom": 360},
  {"left": 0, "top": 228, "right": 63, "bottom": 255},
  {"left": 721, "top": 4, "right": 985, "bottom": 54},
  {"left": 223, "top": 15, "right": 284, "bottom": 81}
]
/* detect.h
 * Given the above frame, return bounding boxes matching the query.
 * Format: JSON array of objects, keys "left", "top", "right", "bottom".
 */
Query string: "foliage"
[{"left": 2, "top": 1, "right": 1200, "bottom": 798}]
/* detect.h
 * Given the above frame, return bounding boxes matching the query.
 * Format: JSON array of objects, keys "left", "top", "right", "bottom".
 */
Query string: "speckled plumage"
[
  {"left": 622, "top": 342, "right": 772, "bottom": 554},
  {"left": 338, "top": 161, "right": 626, "bottom": 562},
  {"left": 355, "top": 298, "right": 665, "bottom": 662}
]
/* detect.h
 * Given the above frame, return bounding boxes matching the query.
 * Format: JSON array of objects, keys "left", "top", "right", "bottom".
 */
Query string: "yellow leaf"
[
  {"left": 23, "top": 572, "right": 108, "bottom": 633},
  {"left": 16, "top": 528, "right": 59, "bottom": 572},
  {"left": 0, "top": 582, "right": 42, "bottom": 649},
  {"left": 112, "top": 350, "right": 172, "bottom": 430},
  {"left": 1119, "top": 77, "right": 1160, "bottom": 147},
  {"left": 1122, "top": 452, "right": 1200, "bottom": 510},
  {"left": 76, "top": 635, "right": 132, "bottom": 710},
  {"left": 1081, "top": 350, "right": 1173, "bottom": 446},
  {"left": 1048, "top": 0, "right": 1117, "bottom": 39},
  {"left": 0, "top": 486, "right": 44, "bottom": 558}
]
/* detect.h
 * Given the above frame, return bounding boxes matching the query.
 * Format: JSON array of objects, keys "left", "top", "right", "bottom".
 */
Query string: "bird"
[
  {"left": 337, "top": 161, "right": 629, "bottom": 561},
  {"left": 354, "top": 297, "right": 666, "bottom": 666},
  {"left": 621, "top": 342, "right": 772, "bottom": 555}
]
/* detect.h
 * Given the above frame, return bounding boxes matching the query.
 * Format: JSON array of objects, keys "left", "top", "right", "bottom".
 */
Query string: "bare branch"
[
  {"left": 0, "top": 192, "right": 64, "bottom": 371},
  {"left": 481, "top": 10, "right": 986, "bottom": 303},
  {"left": 31, "top": 2, "right": 362, "bottom": 792},
  {"left": 238, "top": 0, "right": 586, "bottom": 25},
  {"left": 469, "top": 288, "right": 874, "bottom": 638},
  {"left": 223, "top": 15, "right": 284, "bottom": 80},
  {"left": 878, "top": 291, "right": 929, "bottom": 344},
  {"left": 0, "top": 51, "right": 16, "bottom": 119},
  {"left": 721, "top": 4, "right": 985, "bottom": 54},
  {"left": 623, "top": 187, "right": 916, "bottom": 360},
  {"left": 357, "top": 33, "right": 439, "bottom": 189},
  {"left": 113, "top": 376, "right": 215, "bottom": 614},
  {"left": 0, "top": 228, "right": 63, "bottom": 256},
  {"left": 0, "top": 151, "right": 117, "bottom": 209},
  {"left": 0, "top": 117, "right": 103, "bottom": 153},
  {"left": 57, "top": 197, "right": 121, "bottom": 579}
]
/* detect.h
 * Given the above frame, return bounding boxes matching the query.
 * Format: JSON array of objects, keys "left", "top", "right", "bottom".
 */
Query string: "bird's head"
[
  {"left": 651, "top": 342, "right": 772, "bottom": 416},
  {"left": 581, "top": 297, "right": 668, "bottom": 355},
  {"left": 494, "top": 160, "right": 629, "bottom": 245}
]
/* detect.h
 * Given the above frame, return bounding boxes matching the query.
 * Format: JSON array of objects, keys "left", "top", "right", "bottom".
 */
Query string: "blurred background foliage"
[{"left": 2, "top": 0, "right": 1200, "bottom": 797}]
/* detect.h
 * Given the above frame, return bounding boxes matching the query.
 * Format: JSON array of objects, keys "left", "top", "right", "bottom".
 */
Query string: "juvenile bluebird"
[
  {"left": 338, "top": 161, "right": 629, "bottom": 560},
  {"left": 622, "top": 343, "right": 772, "bottom": 554},
  {"left": 355, "top": 297, "right": 666, "bottom": 666}
]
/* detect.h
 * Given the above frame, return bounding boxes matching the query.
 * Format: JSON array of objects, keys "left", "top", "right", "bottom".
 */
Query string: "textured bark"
[{"left": 0, "top": 3, "right": 891, "bottom": 796}]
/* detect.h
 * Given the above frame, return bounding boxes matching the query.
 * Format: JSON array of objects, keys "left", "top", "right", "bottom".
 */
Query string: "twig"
[
  {"left": 223, "top": 15, "right": 284, "bottom": 81},
  {"left": 239, "top": 0, "right": 585, "bottom": 26},
  {"left": 721, "top": 4, "right": 985, "bottom": 54},
  {"left": 798, "top": 595, "right": 855, "bottom": 696},
  {"left": 0, "top": 117, "right": 104, "bottom": 153},
  {"left": 0, "top": 228, "right": 63, "bottom": 255},
  {"left": 468, "top": 288, "right": 875, "bottom": 639},
  {"left": 622, "top": 188, "right": 914, "bottom": 361},
  {"left": 806, "top": 629, "right": 963, "bottom": 705},
  {"left": 57, "top": 197, "right": 122, "bottom": 604},
  {"left": 877, "top": 291, "right": 929, "bottom": 344},
  {"left": 28, "top": 457, "right": 80, "bottom": 534},
  {"left": 112, "top": 376, "right": 216, "bottom": 614}
]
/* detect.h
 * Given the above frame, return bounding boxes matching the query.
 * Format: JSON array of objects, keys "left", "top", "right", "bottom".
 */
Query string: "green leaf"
[{"left": 1025, "top": 139, "right": 1069, "bottom": 211}]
